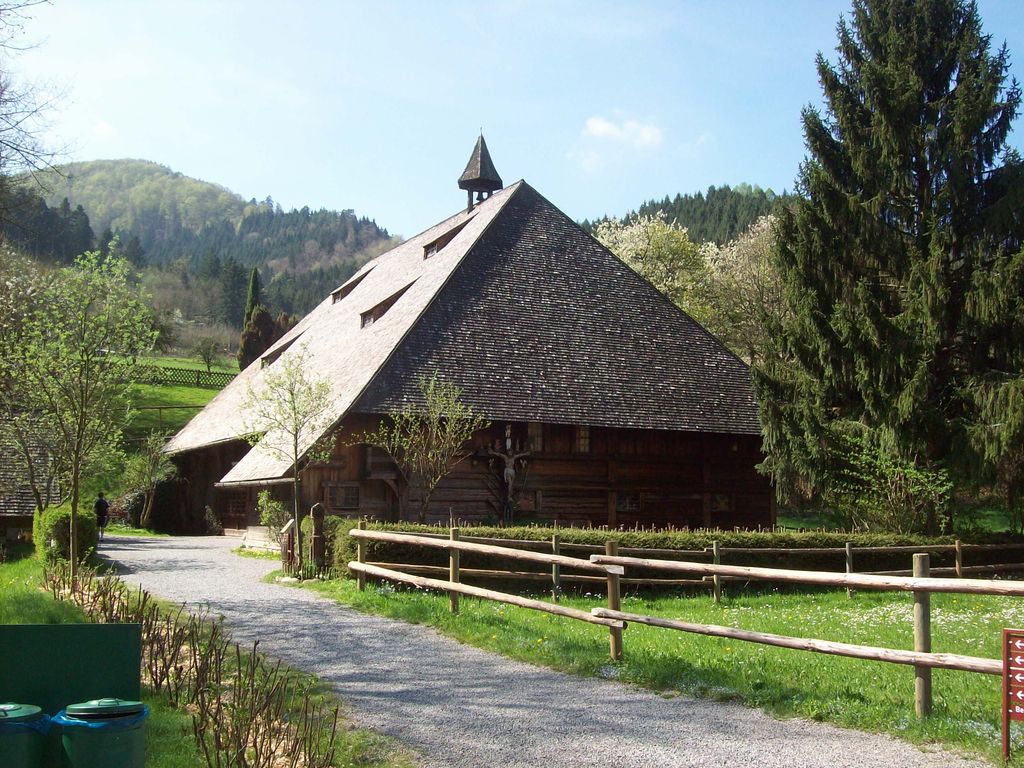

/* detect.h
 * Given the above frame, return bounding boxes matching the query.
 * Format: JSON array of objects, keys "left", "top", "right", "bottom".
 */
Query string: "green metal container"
[
  {"left": 55, "top": 698, "right": 148, "bottom": 768},
  {"left": 0, "top": 702, "right": 48, "bottom": 768}
]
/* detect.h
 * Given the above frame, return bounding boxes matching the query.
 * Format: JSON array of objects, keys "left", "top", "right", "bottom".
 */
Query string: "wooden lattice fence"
[{"left": 135, "top": 365, "right": 236, "bottom": 389}]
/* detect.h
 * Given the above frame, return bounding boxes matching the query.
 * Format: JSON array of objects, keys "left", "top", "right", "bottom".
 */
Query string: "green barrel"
[
  {"left": 55, "top": 698, "right": 149, "bottom": 768},
  {"left": 0, "top": 702, "right": 49, "bottom": 768}
]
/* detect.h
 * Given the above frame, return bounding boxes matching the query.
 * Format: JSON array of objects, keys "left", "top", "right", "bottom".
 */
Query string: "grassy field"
[
  {"left": 125, "top": 382, "right": 218, "bottom": 441},
  {"left": 777, "top": 503, "right": 1014, "bottom": 534},
  {"left": 1, "top": 544, "right": 413, "bottom": 768},
  {"left": 139, "top": 354, "right": 236, "bottom": 374},
  {"left": 0, "top": 544, "right": 204, "bottom": 767},
  {"left": 303, "top": 575, "right": 1024, "bottom": 765}
]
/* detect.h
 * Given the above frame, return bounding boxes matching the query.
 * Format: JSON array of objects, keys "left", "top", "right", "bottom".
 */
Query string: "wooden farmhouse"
[{"left": 166, "top": 138, "right": 774, "bottom": 531}]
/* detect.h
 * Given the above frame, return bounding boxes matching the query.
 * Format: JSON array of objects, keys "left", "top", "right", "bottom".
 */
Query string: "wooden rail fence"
[
  {"left": 350, "top": 524, "right": 1024, "bottom": 718},
  {"left": 348, "top": 523, "right": 628, "bottom": 660},
  {"left": 360, "top": 529, "right": 1024, "bottom": 598},
  {"left": 590, "top": 550, "right": 1024, "bottom": 717}
]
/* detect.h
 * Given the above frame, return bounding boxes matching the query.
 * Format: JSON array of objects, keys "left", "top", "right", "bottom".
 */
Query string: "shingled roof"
[
  {"left": 458, "top": 135, "right": 502, "bottom": 193},
  {"left": 166, "top": 180, "right": 760, "bottom": 486}
]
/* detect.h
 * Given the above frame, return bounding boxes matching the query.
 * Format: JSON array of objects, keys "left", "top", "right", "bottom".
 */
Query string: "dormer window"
[
  {"left": 260, "top": 332, "right": 302, "bottom": 368},
  {"left": 332, "top": 267, "right": 373, "bottom": 304},
  {"left": 423, "top": 219, "right": 471, "bottom": 259},
  {"left": 360, "top": 282, "right": 414, "bottom": 328}
]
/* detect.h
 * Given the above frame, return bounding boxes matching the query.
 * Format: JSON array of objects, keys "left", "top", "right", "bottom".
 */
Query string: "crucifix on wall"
[{"left": 488, "top": 424, "right": 530, "bottom": 524}]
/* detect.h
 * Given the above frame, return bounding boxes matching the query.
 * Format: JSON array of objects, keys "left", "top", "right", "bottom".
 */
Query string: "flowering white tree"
[
  {"left": 242, "top": 344, "right": 334, "bottom": 570},
  {"left": 703, "top": 214, "right": 786, "bottom": 365},
  {"left": 594, "top": 212, "right": 712, "bottom": 327}
]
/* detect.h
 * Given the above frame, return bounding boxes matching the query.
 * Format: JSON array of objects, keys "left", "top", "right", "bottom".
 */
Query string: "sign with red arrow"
[{"left": 1003, "top": 629, "right": 1024, "bottom": 759}]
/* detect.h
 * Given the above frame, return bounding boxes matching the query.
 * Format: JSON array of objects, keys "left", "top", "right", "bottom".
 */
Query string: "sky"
[{"left": 13, "top": 0, "right": 1024, "bottom": 238}]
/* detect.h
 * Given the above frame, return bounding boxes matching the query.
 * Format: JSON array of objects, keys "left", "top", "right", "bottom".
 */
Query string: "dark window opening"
[
  {"left": 260, "top": 332, "right": 303, "bottom": 368},
  {"left": 361, "top": 282, "right": 415, "bottom": 328},
  {"left": 332, "top": 267, "right": 374, "bottom": 304},
  {"left": 326, "top": 483, "right": 360, "bottom": 510},
  {"left": 575, "top": 425, "right": 591, "bottom": 453},
  {"left": 616, "top": 492, "right": 640, "bottom": 514},
  {"left": 423, "top": 219, "right": 471, "bottom": 259}
]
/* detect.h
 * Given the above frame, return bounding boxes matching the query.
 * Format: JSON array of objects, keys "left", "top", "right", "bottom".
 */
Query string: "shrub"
[
  {"left": 117, "top": 491, "right": 145, "bottom": 528},
  {"left": 301, "top": 512, "right": 346, "bottom": 570},
  {"left": 257, "top": 490, "right": 290, "bottom": 544},
  {"left": 33, "top": 506, "right": 98, "bottom": 563},
  {"left": 332, "top": 521, "right": 1023, "bottom": 586},
  {"left": 201, "top": 506, "right": 223, "bottom": 536}
]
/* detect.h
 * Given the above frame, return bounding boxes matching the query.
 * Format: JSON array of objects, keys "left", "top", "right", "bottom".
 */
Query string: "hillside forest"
[
  {"left": 2, "top": 160, "right": 398, "bottom": 351},
  {"left": 3, "top": 159, "right": 779, "bottom": 359}
]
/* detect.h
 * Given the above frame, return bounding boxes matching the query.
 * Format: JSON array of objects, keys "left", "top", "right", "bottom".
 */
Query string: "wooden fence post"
[
  {"left": 356, "top": 519, "right": 366, "bottom": 592},
  {"left": 551, "top": 532, "right": 561, "bottom": 602},
  {"left": 913, "top": 553, "right": 932, "bottom": 718},
  {"left": 712, "top": 540, "right": 722, "bottom": 604},
  {"left": 310, "top": 503, "right": 326, "bottom": 572},
  {"left": 955, "top": 539, "right": 963, "bottom": 578},
  {"left": 606, "top": 540, "right": 623, "bottom": 661},
  {"left": 845, "top": 542, "right": 854, "bottom": 599},
  {"left": 449, "top": 526, "right": 460, "bottom": 614}
]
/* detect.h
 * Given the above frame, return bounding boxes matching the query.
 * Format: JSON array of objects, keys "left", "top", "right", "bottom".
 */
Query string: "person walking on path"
[{"left": 94, "top": 492, "right": 109, "bottom": 540}]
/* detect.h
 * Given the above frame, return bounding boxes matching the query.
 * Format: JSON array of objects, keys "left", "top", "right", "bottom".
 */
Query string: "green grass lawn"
[
  {"left": 1, "top": 545, "right": 413, "bottom": 768},
  {"left": 0, "top": 544, "right": 204, "bottom": 767},
  {"left": 139, "top": 354, "right": 236, "bottom": 374},
  {"left": 105, "top": 521, "right": 171, "bottom": 538},
  {"left": 126, "top": 382, "right": 218, "bottom": 440},
  {"left": 303, "top": 575, "right": 1024, "bottom": 765},
  {"left": 776, "top": 503, "right": 1015, "bottom": 534}
]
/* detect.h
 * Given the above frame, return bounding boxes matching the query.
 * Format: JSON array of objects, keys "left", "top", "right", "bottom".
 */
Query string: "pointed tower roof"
[{"left": 458, "top": 134, "right": 503, "bottom": 193}]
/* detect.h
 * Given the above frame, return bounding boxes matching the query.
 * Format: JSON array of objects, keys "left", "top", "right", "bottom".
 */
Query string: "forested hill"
[
  {"left": 31, "top": 159, "right": 394, "bottom": 270},
  {"left": 587, "top": 183, "right": 794, "bottom": 245},
  {"left": 17, "top": 159, "right": 397, "bottom": 317}
]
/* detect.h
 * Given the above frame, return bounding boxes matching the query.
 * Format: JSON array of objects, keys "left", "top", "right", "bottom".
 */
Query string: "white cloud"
[{"left": 582, "top": 116, "right": 663, "bottom": 149}]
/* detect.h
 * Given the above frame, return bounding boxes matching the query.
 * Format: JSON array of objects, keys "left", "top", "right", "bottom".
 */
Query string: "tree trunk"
[
  {"left": 69, "top": 469, "right": 79, "bottom": 580},
  {"left": 293, "top": 468, "right": 303, "bottom": 572}
]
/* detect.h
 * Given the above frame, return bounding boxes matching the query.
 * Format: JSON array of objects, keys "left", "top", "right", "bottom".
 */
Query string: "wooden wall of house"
[
  {"left": 174, "top": 441, "right": 257, "bottom": 530},
  {"left": 302, "top": 419, "right": 773, "bottom": 530}
]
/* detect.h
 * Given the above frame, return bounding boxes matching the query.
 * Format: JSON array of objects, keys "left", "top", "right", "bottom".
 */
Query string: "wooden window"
[
  {"left": 360, "top": 282, "right": 414, "bottom": 328},
  {"left": 331, "top": 267, "right": 373, "bottom": 304},
  {"left": 423, "top": 219, "right": 471, "bottom": 259},
  {"left": 528, "top": 422, "right": 543, "bottom": 452},
  {"left": 616, "top": 492, "right": 640, "bottom": 514},
  {"left": 325, "top": 483, "right": 360, "bottom": 510},
  {"left": 260, "top": 332, "right": 303, "bottom": 368},
  {"left": 575, "top": 425, "right": 590, "bottom": 453}
]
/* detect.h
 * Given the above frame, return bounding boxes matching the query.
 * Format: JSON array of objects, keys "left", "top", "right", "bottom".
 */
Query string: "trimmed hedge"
[
  {"left": 33, "top": 506, "right": 98, "bottom": 563},
  {"left": 333, "top": 522, "right": 1024, "bottom": 588}
]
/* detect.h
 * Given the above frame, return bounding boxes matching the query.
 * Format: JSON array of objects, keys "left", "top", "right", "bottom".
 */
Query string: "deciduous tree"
[
  {"left": 360, "top": 374, "right": 488, "bottom": 524},
  {"left": 122, "top": 432, "right": 174, "bottom": 530},
  {"left": 1, "top": 250, "right": 156, "bottom": 573},
  {"left": 594, "top": 212, "right": 712, "bottom": 327},
  {"left": 242, "top": 344, "right": 335, "bottom": 571},
  {"left": 703, "top": 214, "right": 786, "bottom": 365}
]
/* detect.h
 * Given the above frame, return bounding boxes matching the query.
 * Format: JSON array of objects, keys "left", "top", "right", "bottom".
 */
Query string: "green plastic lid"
[
  {"left": 65, "top": 698, "right": 144, "bottom": 717},
  {"left": 0, "top": 703, "right": 43, "bottom": 722}
]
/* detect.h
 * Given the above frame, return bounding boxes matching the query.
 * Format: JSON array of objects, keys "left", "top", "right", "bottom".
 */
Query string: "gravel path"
[{"left": 101, "top": 534, "right": 990, "bottom": 768}]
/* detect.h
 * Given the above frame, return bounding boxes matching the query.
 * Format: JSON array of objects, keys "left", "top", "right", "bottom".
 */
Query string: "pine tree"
[
  {"left": 218, "top": 256, "right": 247, "bottom": 328},
  {"left": 243, "top": 266, "right": 262, "bottom": 330},
  {"left": 754, "top": 0, "right": 1024, "bottom": 532}
]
